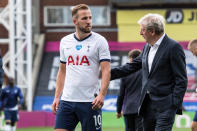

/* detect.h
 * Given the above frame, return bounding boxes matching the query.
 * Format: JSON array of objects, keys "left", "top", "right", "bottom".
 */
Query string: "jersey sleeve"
[
  {"left": 98, "top": 37, "right": 111, "bottom": 62},
  {"left": 17, "top": 87, "right": 24, "bottom": 105},
  {"left": 59, "top": 38, "right": 67, "bottom": 64}
]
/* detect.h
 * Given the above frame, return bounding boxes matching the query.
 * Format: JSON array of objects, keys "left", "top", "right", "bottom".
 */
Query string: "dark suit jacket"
[
  {"left": 117, "top": 70, "right": 142, "bottom": 115},
  {"left": 111, "top": 35, "right": 188, "bottom": 115}
]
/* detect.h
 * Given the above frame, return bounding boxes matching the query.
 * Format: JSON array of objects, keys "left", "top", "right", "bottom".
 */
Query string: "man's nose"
[{"left": 87, "top": 18, "right": 91, "bottom": 24}]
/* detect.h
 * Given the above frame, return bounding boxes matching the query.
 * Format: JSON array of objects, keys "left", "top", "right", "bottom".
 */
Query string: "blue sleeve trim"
[
  {"left": 99, "top": 59, "right": 111, "bottom": 63},
  {"left": 60, "top": 60, "right": 66, "bottom": 64}
]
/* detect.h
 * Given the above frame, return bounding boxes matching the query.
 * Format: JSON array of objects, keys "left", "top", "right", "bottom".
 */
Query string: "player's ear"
[{"left": 72, "top": 16, "right": 77, "bottom": 25}]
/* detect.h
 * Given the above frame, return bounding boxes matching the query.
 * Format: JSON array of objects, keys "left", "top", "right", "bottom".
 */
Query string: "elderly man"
[{"left": 111, "top": 13, "right": 187, "bottom": 131}]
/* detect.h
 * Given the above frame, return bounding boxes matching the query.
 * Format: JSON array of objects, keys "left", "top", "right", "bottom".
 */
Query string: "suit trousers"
[
  {"left": 124, "top": 113, "right": 143, "bottom": 131},
  {"left": 141, "top": 94, "right": 177, "bottom": 131}
]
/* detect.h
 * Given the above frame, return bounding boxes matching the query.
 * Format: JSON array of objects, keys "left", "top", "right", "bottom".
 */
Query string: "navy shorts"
[
  {"left": 55, "top": 100, "right": 102, "bottom": 131},
  {"left": 193, "top": 111, "right": 197, "bottom": 122},
  {"left": 4, "top": 110, "right": 18, "bottom": 122}
]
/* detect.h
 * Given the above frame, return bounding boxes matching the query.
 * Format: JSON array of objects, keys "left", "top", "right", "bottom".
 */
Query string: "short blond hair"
[
  {"left": 72, "top": 4, "right": 89, "bottom": 18},
  {"left": 188, "top": 39, "right": 197, "bottom": 51}
]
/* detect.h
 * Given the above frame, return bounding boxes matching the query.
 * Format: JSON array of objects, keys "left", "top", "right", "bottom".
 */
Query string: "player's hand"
[
  {"left": 116, "top": 112, "right": 122, "bottom": 119},
  {"left": 52, "top": 98, "right": 59, "bottom": 114},
  {"left": 18, "top": 104, "right": 22, "bottom": 110},
  {"left": 92, "top": 94, "right": 104, "bottom": 110}
]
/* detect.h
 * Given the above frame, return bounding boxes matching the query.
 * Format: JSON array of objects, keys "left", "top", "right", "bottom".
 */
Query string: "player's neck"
[{"left": 75, "top": 31, "right": 91, "bottom": 41}]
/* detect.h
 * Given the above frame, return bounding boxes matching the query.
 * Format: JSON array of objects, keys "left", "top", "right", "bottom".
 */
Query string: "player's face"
[
  {"left": 75, "top": 9, "right": 92, "bottom": 33},
  {"left": 191, "top": 45, "right": 197, "bottom": 57},
  {"left": 140, "top": 24, "right": 153, "bottom": 45},
  {"left": 129, "top": 58, "right": 133, "bottom": 63}
]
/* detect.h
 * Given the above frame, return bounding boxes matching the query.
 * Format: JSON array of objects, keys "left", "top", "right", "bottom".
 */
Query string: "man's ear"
[
  {"left": 151, "top": 29, "right": 155, "bottom": 36},
  {"left": 73, "top": 17, "right": 77, "bottom": 25}
]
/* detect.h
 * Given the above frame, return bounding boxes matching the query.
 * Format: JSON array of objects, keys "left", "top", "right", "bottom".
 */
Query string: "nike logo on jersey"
[
  {"left": 67, "top": 55, "right": 90, "bottom": 66},
  {"left": 66, "top": 47, "right": 72, "bottom": 50},
  {"left": 96, "top": 126, "right": 101, "bottom": 130}
]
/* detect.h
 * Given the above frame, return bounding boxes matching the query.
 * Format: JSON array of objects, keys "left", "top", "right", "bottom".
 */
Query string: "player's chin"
[
  {"left": 85, "top": 30, "right": 91, "bottom": 33},
  {"left": 86, "top": 27, "right": 92, "bottom": 32}
]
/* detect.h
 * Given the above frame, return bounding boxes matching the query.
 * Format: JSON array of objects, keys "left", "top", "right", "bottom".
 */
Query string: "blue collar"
[{"left": 74, "top": 33, "right": 92, "bottom": 41}]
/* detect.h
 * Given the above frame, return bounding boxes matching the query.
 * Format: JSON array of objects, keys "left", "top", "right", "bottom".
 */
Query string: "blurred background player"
[
  {"left": 188, "top": 39, "right": 197, "bottom": 131},
  {"left": 0, "top": 78, "right": 24, "bottom": 131},
  {"left": 51, "top": 4, "right": 111, "bottom": 131},
  {"left": 116, "top": 49, "right": 143, "bottom": 131}
]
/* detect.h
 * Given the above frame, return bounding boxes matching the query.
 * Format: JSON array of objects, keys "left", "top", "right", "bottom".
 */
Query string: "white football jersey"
[{"left": 59, "top": 32, "right": 111, "bottom": 102}]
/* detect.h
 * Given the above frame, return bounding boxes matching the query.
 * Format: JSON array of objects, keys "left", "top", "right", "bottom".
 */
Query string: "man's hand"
[
  {"left": 116, "top": 112, "right": 123, "bottom": 119},
  {"left": 18, "top": 104, "right": 22, "bottom": 110},
  {"left": 51, "top": 98, "right": 59, "bottom": 114},
  {"left": 92, "top": 94, "right": 105, "bottom": 110}
]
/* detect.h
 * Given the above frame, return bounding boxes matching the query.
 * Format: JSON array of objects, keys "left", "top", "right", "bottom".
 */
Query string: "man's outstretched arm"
[{"left": 111, "top": 55, "right": 142, "bottom": 80}]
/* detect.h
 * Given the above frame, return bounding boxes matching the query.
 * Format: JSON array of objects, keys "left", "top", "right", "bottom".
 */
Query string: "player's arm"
[
  {"left": 17, "top": 88, "right": 24, "bottom": 109},
  {"left": 92, "top": 61, "right": 110, "bottom": 110},
  {"left": 51, "top": 63, "right": 66, "bottom": 114}
]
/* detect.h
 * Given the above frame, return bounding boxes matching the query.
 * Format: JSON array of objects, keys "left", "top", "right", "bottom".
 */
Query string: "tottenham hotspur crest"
[{"left": 87, "top": 45, "right": 91, "bottom": 52}]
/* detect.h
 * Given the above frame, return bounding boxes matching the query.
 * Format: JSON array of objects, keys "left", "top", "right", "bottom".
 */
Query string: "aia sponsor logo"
[{"left": 67, "top": 55, "right": 90, "bottom": 66}]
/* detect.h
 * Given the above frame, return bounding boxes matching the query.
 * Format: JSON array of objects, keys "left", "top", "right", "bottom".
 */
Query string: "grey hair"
[{"left": 138, "top": 13, "right": 165, "bottom": 35}]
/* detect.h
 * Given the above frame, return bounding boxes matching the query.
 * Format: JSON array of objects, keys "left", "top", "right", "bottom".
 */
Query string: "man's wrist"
[
  {"left": 98, "top": 93, "right": 106, "bottom": 98},
  {"left": 55, "top": 96, "right": 60, "bottom": 99}
]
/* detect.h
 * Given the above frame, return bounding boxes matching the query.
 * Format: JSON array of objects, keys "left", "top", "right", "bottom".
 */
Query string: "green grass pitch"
[{"left": 16, "top": 112, "right": 190, "bottom": 131}]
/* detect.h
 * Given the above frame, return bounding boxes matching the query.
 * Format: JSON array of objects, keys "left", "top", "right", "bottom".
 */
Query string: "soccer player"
[
  {"left": 188, "top": 39, "right": 197, "bottom": 131},
  {"left": 51, "top": 4, "right": 111, "bottom": 131},
  {"left": 1, "top": 78, "right": 24, "bottom": 131}
]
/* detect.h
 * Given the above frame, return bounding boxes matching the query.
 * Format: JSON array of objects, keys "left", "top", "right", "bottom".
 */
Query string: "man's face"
[
  {"left": 139, "top": 24, "right": 153, "bottom": 44},
  {"left": 129, "top": 58, "right": 133, "bottom": 63},
  {"left": 191, "top": 45, "right": 197, "bottom": 57},
  {"left": 74, "top": 9, "right": 92, "bottom": 33}
]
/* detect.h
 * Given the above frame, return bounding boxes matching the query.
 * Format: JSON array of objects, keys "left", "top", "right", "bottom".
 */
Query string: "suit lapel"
[
  {"left": 146, "top": 45, "right": 151, "bottom": 74},
  {"left": 143, "top": 44, "right": 151, "bottom": 76},
  {"left": 148, "top": 35, "right": 168, "bottom": 77}
]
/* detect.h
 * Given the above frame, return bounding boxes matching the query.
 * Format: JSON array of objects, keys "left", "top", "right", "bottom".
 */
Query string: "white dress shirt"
[{"left": 148, "top": 33, "right": 165, "bottom": 72}]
